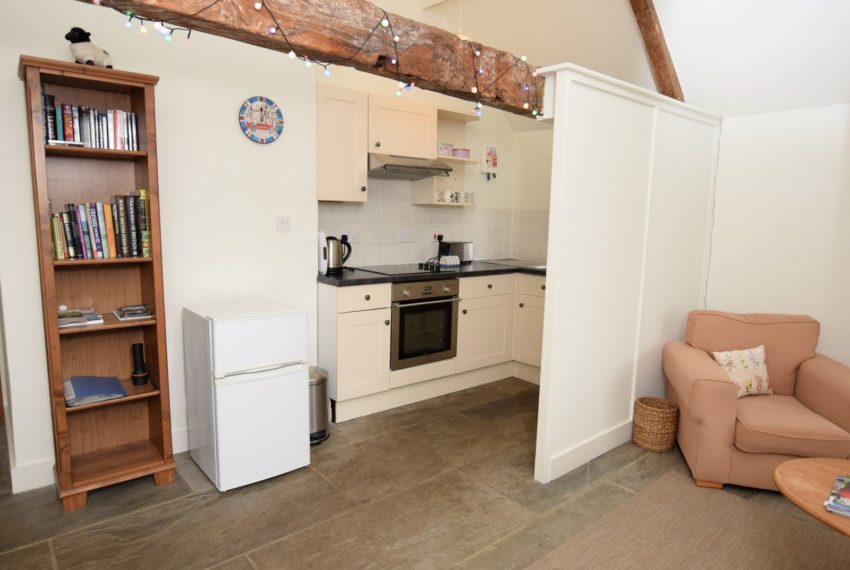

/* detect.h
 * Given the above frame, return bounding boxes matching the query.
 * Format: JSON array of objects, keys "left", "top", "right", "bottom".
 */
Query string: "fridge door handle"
[{"left": 214, "top": 361, "right": 306, "bottom": 385}]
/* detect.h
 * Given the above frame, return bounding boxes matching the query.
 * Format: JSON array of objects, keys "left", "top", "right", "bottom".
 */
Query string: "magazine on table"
[{"left": 824, "top": 475, "right": 850, "bottom": 518}]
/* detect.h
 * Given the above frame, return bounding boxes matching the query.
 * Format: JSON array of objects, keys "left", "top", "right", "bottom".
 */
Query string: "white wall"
[
  {"left": 708, "top": 103, "right": 850, "bottom": 364},
  {"left": 534, "top": 65, "right": 720, "bottom": 483},
  {"left": 0, "top": 0, "right": 317, "bottom": 491}
]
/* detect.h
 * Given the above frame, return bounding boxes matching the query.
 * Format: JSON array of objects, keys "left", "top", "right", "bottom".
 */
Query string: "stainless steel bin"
[{"left": 308, "top": 366, "right": 330, "bottom": 445}]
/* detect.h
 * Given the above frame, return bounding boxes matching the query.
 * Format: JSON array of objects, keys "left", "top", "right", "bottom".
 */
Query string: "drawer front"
[
  {"left": 517, "top": 274, "right": 546, "bottom": 298},
  {"left": 459, "top": 274, "right": 515, "bottom": 299},
  {"left": 336, "top": 283, "right": 391, "bottom": 313}
]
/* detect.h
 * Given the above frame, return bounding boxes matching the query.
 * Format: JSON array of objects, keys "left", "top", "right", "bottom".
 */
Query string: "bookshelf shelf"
[
  {"left": 70, "top": 440, "right": 165, "bottom": 489},
  {"left": 45, "top": 146, "right": 147, "bottom": 160},
  {"left": 21, "top": 55, "right": 174, "bottom": 512},
  {"left": 59, "top": 314, "right": 156, "bottom": 336},
  {"left": 54, "top": 257, "right": 153, "bottom": 268},
  {"left": 65, "top": 378, "right": 160, "bottom": 413},
  {"left": 438, "top": 155, "right": 477, "bottom": 164}
]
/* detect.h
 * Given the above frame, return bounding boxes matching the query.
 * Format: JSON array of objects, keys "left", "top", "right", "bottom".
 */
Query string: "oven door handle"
[{"left": 392, "top": 297, "right": 460, "bottom": 308}]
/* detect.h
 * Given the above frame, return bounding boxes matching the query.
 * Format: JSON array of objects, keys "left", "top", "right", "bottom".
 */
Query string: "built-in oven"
[{"left": 390, "top": 279, "right": 459, "bottom": 371}]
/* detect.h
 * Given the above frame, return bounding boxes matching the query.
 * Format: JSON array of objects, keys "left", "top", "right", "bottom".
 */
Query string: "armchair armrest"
[
  {"left": 796, "top": 354, "right": 850, "bottom": 433},
  {"left": 662, "top": 341, "right": 738, "bottom": 484}
]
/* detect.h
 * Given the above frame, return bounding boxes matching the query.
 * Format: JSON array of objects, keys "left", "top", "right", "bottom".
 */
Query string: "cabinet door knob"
[
  {"left": 487, "top": 284, "right": 493, "bottom": 289},
  {"left": 385, "top": 320, "right": 390, "bottom": 326},
  {"left": 375, "top": 141, "right": 381, "bottom": 147},
  {"left": 361, "top": 186, "right": 367, "bottom": 192},
  {"left": 462, "top": 309, "right": 468, "bottom": 315},
  {"left": 519, "top": 303, "right": 525, "bottom": 308},
  {"left": 541, "top": 284, "right": 546, "bottom": 290},
  {"left": 365, "top": 294, "right": 371, "bottom": 301}
]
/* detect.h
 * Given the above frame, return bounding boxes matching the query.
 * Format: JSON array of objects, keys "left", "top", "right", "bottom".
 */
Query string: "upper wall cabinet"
[
  {"left": 368, "top": 94, "right": 437, "bottom": 159},
  {"left": 317, "top": 85, "right": 368, "bottom": 202}
]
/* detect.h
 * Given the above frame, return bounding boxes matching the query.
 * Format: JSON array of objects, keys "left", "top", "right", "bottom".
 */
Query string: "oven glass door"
[{"left": 392, "top": 298, "right": 458, "bottom": 370}]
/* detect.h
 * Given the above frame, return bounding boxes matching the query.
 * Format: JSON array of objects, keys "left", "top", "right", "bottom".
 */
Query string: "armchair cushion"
[
  {"left": 795, "top": 354, "right": 850, "bottom": 433},
  {"left": 686, "top": 311, "right": 819, "bottom": 395},
  {"left": 735, "top": 395, "right": 850, "bottom": 458}
]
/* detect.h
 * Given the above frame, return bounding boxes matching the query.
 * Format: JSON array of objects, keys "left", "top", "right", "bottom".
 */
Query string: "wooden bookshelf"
[{"left": 19, "top": 56, "right": 175, "bottom": 512}]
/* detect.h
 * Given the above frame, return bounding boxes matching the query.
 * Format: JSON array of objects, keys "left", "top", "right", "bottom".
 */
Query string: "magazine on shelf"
[
  {"left": 64, "top": 376, "right": 127, "bottom": 407},
  {"left": 112, "top": 305, "right": 153, "bottom": 321},
  {"left": 57, "top": 307, "right": 103, "bottom": 328}
]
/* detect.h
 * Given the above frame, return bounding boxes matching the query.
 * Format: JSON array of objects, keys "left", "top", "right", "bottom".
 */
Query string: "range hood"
[{"left": 368, "top": 153, "right": 453, "bottom": 180}]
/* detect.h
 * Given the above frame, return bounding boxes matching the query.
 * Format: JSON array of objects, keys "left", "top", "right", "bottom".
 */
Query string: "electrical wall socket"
[
  {"left": 399, "top": 229, "right": 415, "bottom": 243},
  {"left": 274, "top": 216, "right": 290, "bottom": 232},
  {"left": 431, "top": 232, "right": 443, "bottom": 241}
]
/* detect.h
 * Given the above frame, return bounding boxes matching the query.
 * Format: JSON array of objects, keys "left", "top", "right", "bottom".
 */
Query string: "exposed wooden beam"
[
  {"left": 630, "top": 0, "right": 684, "bottom": 101},
  {"left": 79, "top": 0, "right": 544, "bottom": 116}
]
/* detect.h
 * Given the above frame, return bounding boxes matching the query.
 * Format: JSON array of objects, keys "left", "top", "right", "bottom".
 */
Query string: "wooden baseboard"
[
  {"left": 694, "top": 479, "right": 723, "bottom": 489},
  {"left": 513, "top": 362, "right": 540, "bottom": 384}
]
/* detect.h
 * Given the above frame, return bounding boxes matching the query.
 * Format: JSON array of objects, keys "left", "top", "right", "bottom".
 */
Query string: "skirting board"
[
  {"left": 334, "top": 361, "right": 515, "bottom": 422},
  {"left": 513, "top": 362, "right": 540, "bottom": 385},
  {"left": 10, "top": 456, "right": 55, "bottom": 493},
  {"left": 537, "top": 420, "right": 633, "bottom": 483}
]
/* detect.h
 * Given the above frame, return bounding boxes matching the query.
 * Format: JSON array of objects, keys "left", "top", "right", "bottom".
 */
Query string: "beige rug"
[{"left": 527, "top": 471, "right": 850, "bottom": 569}]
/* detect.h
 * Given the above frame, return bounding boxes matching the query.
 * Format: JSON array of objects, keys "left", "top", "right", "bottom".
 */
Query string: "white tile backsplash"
[{"left": 319, "top": 179, "right": 548, "bottom": 265}]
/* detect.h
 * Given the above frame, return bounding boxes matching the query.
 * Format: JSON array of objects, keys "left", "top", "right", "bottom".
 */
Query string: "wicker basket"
[{"left": 632, "top": 397, "right": 679, "bottom": 452}]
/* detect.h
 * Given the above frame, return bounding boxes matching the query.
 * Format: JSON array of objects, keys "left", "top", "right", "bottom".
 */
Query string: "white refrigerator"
[{"left": 183, "top": 301, "right": 310, "bottom": 492}]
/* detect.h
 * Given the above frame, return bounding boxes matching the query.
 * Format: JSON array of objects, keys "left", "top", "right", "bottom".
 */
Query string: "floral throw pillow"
[{"left": 712, "top": 345, "right": 773, "bottom": 398}]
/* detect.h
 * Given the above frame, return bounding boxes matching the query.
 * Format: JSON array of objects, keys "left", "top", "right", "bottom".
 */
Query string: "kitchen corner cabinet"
[
  {"left": 19, "top": 56, "right": 175, "bottom": 511},
  {"left": 368, "top": 94, "right": 437, "bottom": 159},
  {"left": 456, "top": 294, "right": 515, "bottom": 374},
  {"left": 317, "top": 85, "right": 368, "bottom": 202},
  {"left": 513, "top": 295, "right": 545, "bottom": 367}
]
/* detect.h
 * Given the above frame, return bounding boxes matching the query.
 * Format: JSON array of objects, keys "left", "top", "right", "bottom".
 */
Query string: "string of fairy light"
[{"left": 98, "top": 0, "right": 540, "bottom": 116}]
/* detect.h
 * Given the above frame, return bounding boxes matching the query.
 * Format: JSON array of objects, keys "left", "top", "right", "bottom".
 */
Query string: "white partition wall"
[{"left": 534, "top": 65, "right": 721, "bottom": 483}]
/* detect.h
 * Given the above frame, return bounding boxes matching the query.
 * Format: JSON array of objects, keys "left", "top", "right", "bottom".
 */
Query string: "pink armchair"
[{"left": 663, "top": 311, "right": 850, "bottom": 490}]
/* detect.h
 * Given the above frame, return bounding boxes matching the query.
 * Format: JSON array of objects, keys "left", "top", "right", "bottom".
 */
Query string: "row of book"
[
  {"left": 58, "top": 305, "right": 152, "bottom": 329},
  {"left": 41, "top": 86, "right": 139, "bottom": 151},
  {"left": 50, "top": 191, "right": 151, "bottom": 260},
  {"left": 825, "top": 475, "right": 850, "bottom": 518}
]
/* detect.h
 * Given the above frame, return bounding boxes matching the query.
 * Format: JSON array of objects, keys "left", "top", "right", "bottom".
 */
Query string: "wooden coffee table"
[{"left": 774, "top": 458, "right": 850, "bottom": 537}]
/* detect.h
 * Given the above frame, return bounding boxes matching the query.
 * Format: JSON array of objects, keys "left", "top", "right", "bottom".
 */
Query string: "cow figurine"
[{"left": 65, "top": 27, "right": 113, "bottom": 68}]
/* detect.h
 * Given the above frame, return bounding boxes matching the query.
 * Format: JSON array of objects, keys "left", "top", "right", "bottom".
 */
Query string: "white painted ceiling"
[{"left": 392, "top": 0, "right": 850, "bottom": 117}]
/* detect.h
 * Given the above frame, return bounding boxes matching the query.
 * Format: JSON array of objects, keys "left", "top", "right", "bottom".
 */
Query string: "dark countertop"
[{"left": 317, "top": 260, "right": 546, "bottom": 287}]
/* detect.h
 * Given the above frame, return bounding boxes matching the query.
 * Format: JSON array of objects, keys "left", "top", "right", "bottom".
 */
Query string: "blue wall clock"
[{"left": 238, "top": 96, "right": 285, "bottom": 144}]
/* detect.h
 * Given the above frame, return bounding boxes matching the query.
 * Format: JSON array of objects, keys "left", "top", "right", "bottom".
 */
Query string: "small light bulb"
[
  {"left": 475, "top": 49, "right": 481, "bottom": 57},
  {"left": 404, "top": 84, "right": 412, "bottom": 92},
  {"left": 398, "top": 81, "right": 405, "bottom": 89},
  {"left": 477, "top": 68, "right": 484, "bottom": 75},
  {"left": 323, "top": 67, "right": 331, "bottom": 77},
  {"left": 532, "top": 108, "right": 538, "bottom": 116},
  {"left": 523, "top": 102, "right": 529, "bottom": 109},
  {"left": 268, "top": 25, "right": 277, "bottom": 34},
  {"left": 474, "top": 107, "right": 482, "bottom": 117},
  {"left": 391, "top": 58, "right": 397, "bottom": 65},
  {"left": 520, "top": 55, "right": 528, "bottom": 62},
  {"left": 523, "top": 83, "right": 529, "bottom": 91},
  {"left": 305, "top": 60, "right": 312, "bottom": 68},
  {"left": 139, "top": 23, "right": 148, "bottom": 34},
  {"left": 531, "top": 70, "right": 538, "bottom": 77},
  {"left": 471, "top": 86, "right": 478, "bottom": 94},
  {"left": 288, "top": 50, "right": 296, "bottom": 59},
  {"left": 93, "top": 0, "right": 102, "bottom": 5},
  {"left": 164, "top": 34, "right": 173, "bottom": 43},
  {"left": 381, "top": 18, "right": 389, "bottom": 28},
  {"left": 125, "top": 19, "right": 133, "bottom": 29},
  {"left": 160, "top": 25, "right": 170, "bottom": 36},
  {"left": 153, "top": 21, "right": 162, "bottom": 31},
  {"left": 254, "top": 1, "right": 263, "bottom": 9},
  {"left": 395, "top": 89, "right": 402, "bottom": 97},
  {"left": 409, "top": 81, "right": 415, "bottom": 88},
  {"left": 393, "top": 35, "right": 400, "bottom": 42}
]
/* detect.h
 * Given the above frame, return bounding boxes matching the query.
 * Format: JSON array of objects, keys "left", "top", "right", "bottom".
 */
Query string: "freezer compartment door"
[
  {"left": 213, "top": 365, "right": 310, "bottom": 491},
  {"left": 211, "top": 310, "right": 308, "bottom": 378}
]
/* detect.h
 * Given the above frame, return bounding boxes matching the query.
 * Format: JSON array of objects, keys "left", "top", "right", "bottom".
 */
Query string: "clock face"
[{"left": 238, "top": 96, "right": 285, "bottom": 144}]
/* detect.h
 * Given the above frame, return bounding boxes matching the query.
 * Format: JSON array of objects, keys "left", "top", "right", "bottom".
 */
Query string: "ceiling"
[{"left": 392, "top": 0, "right": 850, "bottom": 117}]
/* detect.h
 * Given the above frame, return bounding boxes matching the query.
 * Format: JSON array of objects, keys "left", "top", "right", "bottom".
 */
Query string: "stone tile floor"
[{"left": 0, "top": 378, "right": 823, "bottom": 569}]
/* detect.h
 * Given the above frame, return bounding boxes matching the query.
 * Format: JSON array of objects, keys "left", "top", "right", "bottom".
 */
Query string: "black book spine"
[
  {"left": 111, "top": 200, "right": 121, "bottom": 256},
  {"left": 44, "top": 94, "right": 57, "bottom": 142},
  {"left": 115, "top": 196, "right": 130, "bottom": 257},
  {"left": 60, "top": 211, "right": 76, "bottom": 259},
  {"left": 41, "top": 85, "right": 48, "bottom": 143},
  {"left": 65, "top": 203, "right": 82, "bottom": 259},
  {"left": 125, "top": 195, "right": 139, "bottom": 257}
]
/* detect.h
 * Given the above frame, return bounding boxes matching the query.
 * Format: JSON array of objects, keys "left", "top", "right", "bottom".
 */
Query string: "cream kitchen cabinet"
[
  {"left": 335, "top": 308, "right": 392, "bottom": 400},
  {"left": 317, "top": 85, "right": 368, "bottom": 202},
  {"left": 368, "top": 94, "right": 437, "bottom": 159},
  {"left": 513, "top": 294, "right": 545, "bottom": 367},
  {"left": 456, "top": 294, "right": 515, "bottom": 373}
]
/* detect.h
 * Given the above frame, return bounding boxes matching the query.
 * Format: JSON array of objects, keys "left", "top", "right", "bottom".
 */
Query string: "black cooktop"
[{"left": 354, "top": 264, "right": 443, "bottom": 276}]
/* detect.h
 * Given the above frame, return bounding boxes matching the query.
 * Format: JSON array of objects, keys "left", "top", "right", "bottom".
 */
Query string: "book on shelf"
[
  {"left": 41, "top": 90, "right": 139, "bottom": 150},
  {"left": 113, "top": 305, "right": 153, "bottom": 321},
  {"left": 57, "top": 307, "right": 103, "bottom": 328},
  {"left": 64, "top": 376, "right": 127, "bottom": 407},
  {"left": 49, "top": 192, "right": 152, "bottom": 261},
  {"left": 825, "top": 475, "right": 850, "bottom": 518}
]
